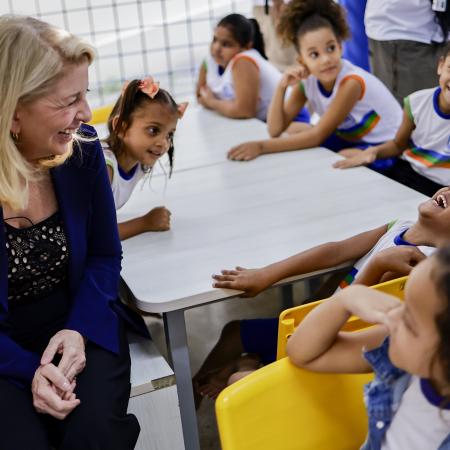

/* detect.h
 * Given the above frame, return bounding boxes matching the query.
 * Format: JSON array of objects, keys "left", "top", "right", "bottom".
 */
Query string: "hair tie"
[
  {"left": 138, "top": 77, "right": 160, "bottom": 99},
  {"left": 177, "top": 102, "right": 189, "bottom": 118}
]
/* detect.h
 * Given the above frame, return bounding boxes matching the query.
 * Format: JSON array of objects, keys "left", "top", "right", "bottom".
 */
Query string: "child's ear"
[
  {"left": 438, "top": 56, "right": 445, "bottom": 76},
  {"left": 177, "top": 102, "right": 189, "bottom": 118}
]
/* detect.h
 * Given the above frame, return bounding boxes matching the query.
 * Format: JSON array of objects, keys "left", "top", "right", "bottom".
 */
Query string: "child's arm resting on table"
[
  {"left": 212, "top": 224, "right": 388, "bottom": 297},
  {"left": 196, "top": 62, "right": 207, "bottom": 99},
  {"left": 334, "top": 108, "right": 415, "bottom": 169},
  {"left": 287, "top": 285, "right": 400, "bottom": 373},
  {"left": 198, "top": 58, "right": 259, "bottom": 119},
  {"left": 228, "top": 77, "right": 363, "bottom": 161}
]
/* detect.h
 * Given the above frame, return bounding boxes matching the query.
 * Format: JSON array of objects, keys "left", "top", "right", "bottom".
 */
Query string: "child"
[
  {"left": 103, "top": 77, "right": 187, "bottom": 240},
  {"left": 334, "top": 42, "right": 450, "bottom": 198},
  {"left": 288, "top": 248, "right": 450, "bottom": 449},
  {"left": 194, "top": 187, "right": 450, "bottom": 401},
  {"left": 227, "top": 0, "right": 401, "bottom": 172},
  {"left": 196, "top": 13, "right": 309, "bottom": 124}
]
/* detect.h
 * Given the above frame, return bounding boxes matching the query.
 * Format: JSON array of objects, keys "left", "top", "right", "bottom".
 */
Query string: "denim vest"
[{"left": 360, "top": 338, "right": 450, "bottom": 450}]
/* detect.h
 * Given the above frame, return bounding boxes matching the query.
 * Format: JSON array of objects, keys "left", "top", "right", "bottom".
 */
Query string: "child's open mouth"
[{"left": 434, "top": 194, "right": 448, "bottom": 209}]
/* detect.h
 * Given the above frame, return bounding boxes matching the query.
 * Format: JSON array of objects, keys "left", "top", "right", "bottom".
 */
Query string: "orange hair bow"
[{"left": 138, "top": 77, "right": 160, "bottom": 98}]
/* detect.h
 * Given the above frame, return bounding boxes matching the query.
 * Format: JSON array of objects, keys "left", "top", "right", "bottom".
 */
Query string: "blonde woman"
[{"left": 0, "top": 16, "right": 142, "bottom": 449}]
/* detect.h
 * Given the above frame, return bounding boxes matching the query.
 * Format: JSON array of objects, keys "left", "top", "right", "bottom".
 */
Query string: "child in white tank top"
[
  {"left": 102, "top": 77, "right": 187, "bottom": 240},
  {"left": 227, "top": 0, "right": 401, "bottom": 173},
  {"left": 335, "top": 42, "right": 450, "bottom": 197},
  {"left": 197, "top": 13, "right": 309, "bottom": 123}
]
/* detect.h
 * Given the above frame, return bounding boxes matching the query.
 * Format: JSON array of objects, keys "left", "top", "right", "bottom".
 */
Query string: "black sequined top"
[{"left": 4, "top": 212, "right": 69, "bottom": 305}]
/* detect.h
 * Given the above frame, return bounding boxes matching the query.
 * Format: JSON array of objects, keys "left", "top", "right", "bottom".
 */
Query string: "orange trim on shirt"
[
  {"left": 340, "top": 74, "right": 366, "bottom": 100},
  {"left": 232, "top": 54, "right": 259, "bottom": 71}
]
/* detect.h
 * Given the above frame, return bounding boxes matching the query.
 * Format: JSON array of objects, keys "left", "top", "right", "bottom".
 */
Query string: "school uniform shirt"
[
  {"left": 362, "top": 339, "right": 450, "bottom": 450},
  {"left": 301, "top": 59, "right": 402, "bottom": 145},
  {"left": 380, "top": 377, "right": 450, "bottom": 450},
  {"left": 402, "top": 87, "right": 450, "bottom": 186},
  {"left": 102, "top": 146, "right": 146, "bottom": 209},
  {"left": 365, "top": 0, "right": 443, "bottom": 44},
  {"left": 339, "top": 219, "right": 435, "bottom": 289},
  {"left": 203, "top": 48, "right": 281, "bottom": 121}
]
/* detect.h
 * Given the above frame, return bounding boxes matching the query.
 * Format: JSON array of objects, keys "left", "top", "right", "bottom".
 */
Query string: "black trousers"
[{"left": 0, "top": 319, "right": 140, "bottom": 450}]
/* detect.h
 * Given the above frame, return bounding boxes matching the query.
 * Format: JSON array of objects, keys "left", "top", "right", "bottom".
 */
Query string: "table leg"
[
  {"left": 280, "top": 284, "right": 294, "bottom": 310},
  {"left": 163, "top": 310, "right": 200, "bottom": 450}
]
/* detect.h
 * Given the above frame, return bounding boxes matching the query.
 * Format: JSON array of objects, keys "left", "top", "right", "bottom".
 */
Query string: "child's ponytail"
[
  {"left": 249, "top": 18, "right": 267, "bottom": 59},
  {"left": 277, "top": 0, "right": 349, "bottom": 49},
  {"left": 434, "top": 246, "right": 450, "bottom": 389}
]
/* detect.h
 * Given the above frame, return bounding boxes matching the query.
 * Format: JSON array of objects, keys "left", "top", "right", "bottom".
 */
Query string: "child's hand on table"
[{"left": 212, "top": 266, "right": 272, "bottom": 297}]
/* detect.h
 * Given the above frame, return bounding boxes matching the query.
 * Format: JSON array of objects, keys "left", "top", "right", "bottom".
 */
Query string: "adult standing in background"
[
  {"left": 365, "top": 0, "right": 447, "bottom": 104},
  {"left": 252, "top": 0, "right": 297, "bottom": 72},
  {"left": 0, "top": 15, "right": 142, "bottom": 449}
]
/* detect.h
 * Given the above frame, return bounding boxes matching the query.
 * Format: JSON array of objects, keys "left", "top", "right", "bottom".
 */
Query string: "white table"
[{"left": 118, "top": 147, "right": 426, "bottom": 450}]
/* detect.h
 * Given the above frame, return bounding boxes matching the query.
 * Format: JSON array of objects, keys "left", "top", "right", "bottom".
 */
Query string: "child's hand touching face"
[
  {"left": 280, "top": 65, "right": 310, "bottom": 89},
  {"left": 337, "top": 285, "right": 403, "bottom": 327}
]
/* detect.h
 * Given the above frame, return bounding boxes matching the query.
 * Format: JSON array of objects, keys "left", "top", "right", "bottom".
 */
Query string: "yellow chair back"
[
  {"left": 216, "top": 357, "right": 373, "bottom": 450},
  {"left": 89, "top": 104, "right": 114, "bottom": 125},
  {"left": 276, "top": 276, "right": 407, "bottom": 359}
]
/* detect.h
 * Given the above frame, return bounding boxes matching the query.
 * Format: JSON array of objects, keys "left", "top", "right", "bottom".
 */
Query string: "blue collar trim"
[
  {"left": 118, "top": 163, "right": 138, "bottom": 180},
  {"left": 433, "top": 87, "right": 450, "bottom": 120},
  {"left": 393, "top": 229, "right": 415, "bottom": 247},
  {"left": 420, "top": 378, "right": 450, "bottom": 409},
  {"left": 317, "top": 80, "right": 333, "bottom": 98}
]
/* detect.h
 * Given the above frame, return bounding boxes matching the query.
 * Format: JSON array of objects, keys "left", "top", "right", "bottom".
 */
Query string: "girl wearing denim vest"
[{"left": 288, "top": 248, "right": 450, "bottom": 449}]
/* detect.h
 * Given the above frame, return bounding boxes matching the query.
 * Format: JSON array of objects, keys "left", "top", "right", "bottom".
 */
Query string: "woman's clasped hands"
[{"left": 32, "top": 329, "right": 86, "bottom": 420}]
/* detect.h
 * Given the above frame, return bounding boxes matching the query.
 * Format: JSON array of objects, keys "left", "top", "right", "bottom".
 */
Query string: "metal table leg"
[
  {"left": 280, "top": 284, "right": 294, "bottom": 310},
  {"left": 164, "top": 310, "right": 200, "bottom": 450}
]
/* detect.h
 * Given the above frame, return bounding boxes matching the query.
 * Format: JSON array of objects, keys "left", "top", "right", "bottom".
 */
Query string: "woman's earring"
[{"left": 11, "top": 132, "right": 19, "bottom": 141}]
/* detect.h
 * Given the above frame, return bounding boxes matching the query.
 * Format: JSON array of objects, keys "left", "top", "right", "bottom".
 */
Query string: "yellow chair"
[
  {"left": 276, "top": 276, "right": 407, "bottom": 359},
  {"left": 89, "top": 104, "right": 113, "bottom": 125},
  {"left": 216, "top": 276, "right": 408, "bottom": 450},
  {"left": 216, "top": 357, "right": 372, "bottom": 450}
]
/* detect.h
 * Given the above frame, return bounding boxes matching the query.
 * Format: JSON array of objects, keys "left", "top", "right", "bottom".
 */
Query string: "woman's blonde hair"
[{"left": 0, "top": 15, "right": 95, "bottom": 210}]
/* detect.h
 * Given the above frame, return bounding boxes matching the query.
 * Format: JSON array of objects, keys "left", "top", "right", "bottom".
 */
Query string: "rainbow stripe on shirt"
[
  {"left": 335, "top": 110, "right": 380, "bottom": 142},
  {"left": 339, "top": 267, "right": 359, "bottom": 289},
  {"left": 404, "top": 146, "right": 450, "bottom": 168}
]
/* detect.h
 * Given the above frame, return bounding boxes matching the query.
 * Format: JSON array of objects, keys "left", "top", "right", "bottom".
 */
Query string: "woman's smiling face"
[{"left": 12, "top": 61, "right": 91, "bottom": 162}]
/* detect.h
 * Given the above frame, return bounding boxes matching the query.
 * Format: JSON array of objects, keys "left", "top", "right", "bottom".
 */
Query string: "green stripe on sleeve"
[{"left": 403, "top": 96, "right": 414, "bottom": 124}]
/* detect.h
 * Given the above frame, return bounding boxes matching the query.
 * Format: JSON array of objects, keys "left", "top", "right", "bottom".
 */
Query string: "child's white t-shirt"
[
  {"left": 402, "top": 87, "right": 450, "bottom": 186},
  {"left": 301, "top": 59, "right": 402, "bottom": 144},
  {"left": 102, "top": 146, "right": 146, "bottom": 209},
  {"left": 381, "top": 376, "right": 450, "bottom": 450},
  {"left": 338, "top": 219, "right": 435, "bottom": 289},
  {"left": 204, "top": 48, "right": 281, "bottom": 121}
]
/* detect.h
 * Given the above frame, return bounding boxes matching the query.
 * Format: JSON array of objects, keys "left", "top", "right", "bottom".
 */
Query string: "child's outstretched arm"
[
  {"left": 228, "top": 77, "right": 362, "bottom": 161},
  {"left": 212, "top": 224, "right": 388, "bottom": 297},
  {"left": 287, "top": 285, "right": 400, "bottom": 373},
  {"left": 198, "top": 58, "right": 259, "bottom": 119},
  {"left": 267, "top": 67, "right": 308, "bottom": 137},
  {"left": 333, "top": 109, "right": 414, "bottom": 169}
]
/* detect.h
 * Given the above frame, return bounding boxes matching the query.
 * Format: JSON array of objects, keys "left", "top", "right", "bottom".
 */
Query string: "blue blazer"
[{"left": 0, "top": 125, "right": 145, "bottom": 386}]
